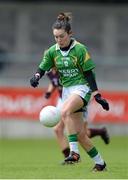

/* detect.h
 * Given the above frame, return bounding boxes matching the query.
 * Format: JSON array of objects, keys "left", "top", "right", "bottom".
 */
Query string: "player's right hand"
[{"left": 30, "top": 75, "right": 40, "bottom": 88}]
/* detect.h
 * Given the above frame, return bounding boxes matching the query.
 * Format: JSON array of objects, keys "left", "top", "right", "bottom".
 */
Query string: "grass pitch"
[{"left": 0, "top": 136, "right": 128, "bottom": 179}]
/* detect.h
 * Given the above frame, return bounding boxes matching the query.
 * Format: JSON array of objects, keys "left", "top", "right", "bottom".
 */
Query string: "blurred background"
[{"left": 0, "top": 0, "right": 128, "bottom": 138}]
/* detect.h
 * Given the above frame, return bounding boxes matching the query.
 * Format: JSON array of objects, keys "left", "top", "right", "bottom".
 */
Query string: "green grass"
[{"left": 0, "top": 136, "right": 128, "bottom": 179}]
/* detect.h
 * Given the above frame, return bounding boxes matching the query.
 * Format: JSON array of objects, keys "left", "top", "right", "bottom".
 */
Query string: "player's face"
[{"left": 53, "top": 29, "right": 71, "bottom": 48}]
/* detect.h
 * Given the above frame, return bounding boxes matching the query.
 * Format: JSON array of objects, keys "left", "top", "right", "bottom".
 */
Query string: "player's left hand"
[{"left": 94, "top": 93, "right": 109, "bottom": 111}]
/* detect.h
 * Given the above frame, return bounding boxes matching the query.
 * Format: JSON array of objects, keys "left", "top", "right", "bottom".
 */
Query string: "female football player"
[{"left": 30, "top": 12, "right": 109, "bottom": 171}]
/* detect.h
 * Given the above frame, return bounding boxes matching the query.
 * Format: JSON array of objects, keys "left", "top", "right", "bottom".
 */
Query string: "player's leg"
[
  {"left": 61, "top": 85, "right": 107, "bottom": 170},
  {"left": 61, "top": 94, "right": 83, "bottom": 164},
  {"left": 62, "top": 96, "right": 106, "bottom": 171},
  {"left": 62, "top": 99, "right": 106, "bottom": 170},
  {"left": 53, "top": 120, "right": 70, "bottom": 158},
  {"left": 78, "top": 122, "right": 106, "bottom": 171},
  {"left": 55, "top": 97, "right": 70, "bottom": 158}
]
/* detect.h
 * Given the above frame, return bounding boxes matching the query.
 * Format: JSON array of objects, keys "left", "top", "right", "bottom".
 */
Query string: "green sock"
[
  {"left": 68, "top": 134, "right": 78, "bottom": 142},
  {"left": 87, "top": 147, "right": 98, "bottom": 158},
  {"left": 87, "top": 147, "right": 104, "bottom": 165},
  {"left": 68, "top": 134, "right": 79, "bottom": 154}
]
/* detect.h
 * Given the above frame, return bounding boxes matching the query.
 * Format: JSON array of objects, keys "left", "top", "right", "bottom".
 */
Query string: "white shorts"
[
  {"left": 61, "top": 84, "right": 91, "bottom": 121},
  {"left": 62, "top": 84, "right": 90, "bottom": 101}
]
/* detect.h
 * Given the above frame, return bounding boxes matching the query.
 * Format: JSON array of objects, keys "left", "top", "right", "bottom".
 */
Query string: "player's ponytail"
[
  {"left": 52, "top": 12, "right": 72, "bottom": 33},
  {"left": 57, "top": 12, "right": 72, "bottom": 22}
]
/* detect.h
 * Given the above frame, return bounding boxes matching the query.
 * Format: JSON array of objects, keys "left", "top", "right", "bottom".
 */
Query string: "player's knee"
[{"left": 61, "top": 108, "right": 72, "bottom": 120}]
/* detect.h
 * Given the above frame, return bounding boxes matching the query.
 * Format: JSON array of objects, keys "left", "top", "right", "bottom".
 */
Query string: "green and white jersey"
[{"left": 39, "top": 39, "right": 95, "bottom": 87}]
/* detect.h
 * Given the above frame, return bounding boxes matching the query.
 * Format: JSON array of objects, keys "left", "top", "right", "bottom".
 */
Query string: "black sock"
[{"left": 89, "top": 128, "right": 103, "bottom": 138}]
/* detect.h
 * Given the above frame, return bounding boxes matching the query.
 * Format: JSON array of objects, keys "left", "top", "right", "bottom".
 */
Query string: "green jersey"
[{"left": 39, "top": 39, "right": 95, "bottom": 87}]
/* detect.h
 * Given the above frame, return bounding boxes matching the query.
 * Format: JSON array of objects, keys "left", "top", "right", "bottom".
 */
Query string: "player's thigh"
[{"left": 62, "top": 94, "right": 84, "bottom": 114}]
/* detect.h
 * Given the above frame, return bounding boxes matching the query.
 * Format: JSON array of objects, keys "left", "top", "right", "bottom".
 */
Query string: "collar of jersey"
[{"left": 55, "top": 38, "right": 78, "bottom": 51}]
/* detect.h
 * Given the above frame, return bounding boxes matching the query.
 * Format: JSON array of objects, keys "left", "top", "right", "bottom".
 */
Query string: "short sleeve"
[
  {"left": 39, "top": 49, "right": 54, "bottom": 71},
  {"left": 78, "top": 46, "right": 95, "bottom": 72}
]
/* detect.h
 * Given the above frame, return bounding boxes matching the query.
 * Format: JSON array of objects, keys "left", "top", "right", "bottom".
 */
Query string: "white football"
[{"left": 39, "top": 105, "right": 61, "bottom": 127}]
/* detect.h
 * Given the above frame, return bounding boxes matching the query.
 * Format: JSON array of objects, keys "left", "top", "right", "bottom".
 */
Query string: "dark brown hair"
[{"left": 52, "top": 12, "right": 72, "bottom": 33}]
